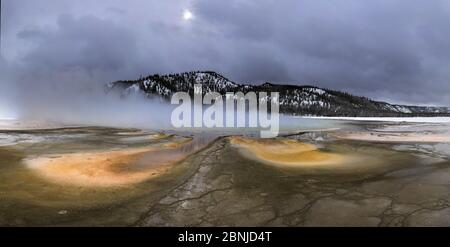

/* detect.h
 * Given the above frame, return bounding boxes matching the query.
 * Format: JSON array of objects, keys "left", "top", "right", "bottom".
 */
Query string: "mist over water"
[
  {"left": 0, "top": 56, "right": 340, "bottom": 134},
  {"left": 0, "top": 57, "right": 174, "bottom": 129},
  {"left": 18, "top": 87, "right": 174, "bottom": 130}
]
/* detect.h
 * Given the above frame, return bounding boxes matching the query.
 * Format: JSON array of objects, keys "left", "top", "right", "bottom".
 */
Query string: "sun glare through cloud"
[{"left": 182, "top": 9, "right": 194, "bottom": 21}]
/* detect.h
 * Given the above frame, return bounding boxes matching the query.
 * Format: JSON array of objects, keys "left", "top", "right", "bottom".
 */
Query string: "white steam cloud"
[{"left": 0, "top": 58, "right": 174, "bottom": 129}]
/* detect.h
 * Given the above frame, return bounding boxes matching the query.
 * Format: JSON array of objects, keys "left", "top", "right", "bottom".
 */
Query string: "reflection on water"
[
  {"left": 280, "top": 117, "right": 346, "bottom": 133},
  {"left": 134, "top": 135, "right": 217, "bottom": 170}
]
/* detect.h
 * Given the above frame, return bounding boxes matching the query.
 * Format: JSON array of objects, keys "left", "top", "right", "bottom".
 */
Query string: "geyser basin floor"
[
  {"left": 1, "top": 122, "right": 450, "bottom": 226},
  {"left": 136, "top": 136, "right": 450, "bottom": 227},
  {"left": 22, "top": 130, "right": 192, "bottom": 188},
  {"left": 25, "top": 144, "right": 188, "bottom": 187},
  {"left": 230, "top": 136, "right": 348, "bottom": 167}
]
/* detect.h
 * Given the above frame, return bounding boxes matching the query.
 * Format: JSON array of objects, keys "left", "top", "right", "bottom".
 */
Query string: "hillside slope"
[{"left": 107, "top": 71, "right": 449, "bottom": 117}]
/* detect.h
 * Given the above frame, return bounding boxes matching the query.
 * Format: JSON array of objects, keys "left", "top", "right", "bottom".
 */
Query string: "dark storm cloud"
[
  {"left": 17, "top": 15, "right": 137, "bottom": 75},
  {"left": 193, "top": 0, "right": 450, "bottom": 105},
  {"left": 2, "top": 0, "right": 450, "bottom": 108}
]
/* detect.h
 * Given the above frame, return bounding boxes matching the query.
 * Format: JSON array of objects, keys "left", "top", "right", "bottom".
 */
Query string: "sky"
[{"left": 1, "top": 0, "right": 450, "bottom": 120}]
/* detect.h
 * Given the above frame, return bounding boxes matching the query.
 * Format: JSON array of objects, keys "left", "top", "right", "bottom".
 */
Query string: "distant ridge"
[{"left": 107, "top": 71, "right": 450, "bottom": 117}]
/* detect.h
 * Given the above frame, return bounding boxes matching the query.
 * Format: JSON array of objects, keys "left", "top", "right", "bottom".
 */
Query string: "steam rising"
[{"left": 0, "top": 57, "right": 173, "bottom": 129}]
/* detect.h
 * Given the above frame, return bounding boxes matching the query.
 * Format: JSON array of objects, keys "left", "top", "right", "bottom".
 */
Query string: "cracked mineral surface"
[{"left": 1, "top": 122, "right": 450, "bottom": 226}]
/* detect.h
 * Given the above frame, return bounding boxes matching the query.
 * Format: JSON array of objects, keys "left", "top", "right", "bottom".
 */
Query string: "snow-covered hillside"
[{"left": 107, "top": 71, "right": 450, "bottom": 117}]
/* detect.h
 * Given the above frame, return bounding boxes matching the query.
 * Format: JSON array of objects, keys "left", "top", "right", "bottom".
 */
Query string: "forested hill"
[{"left": 107, "top": 71, "right": 450, "bottom": 117}]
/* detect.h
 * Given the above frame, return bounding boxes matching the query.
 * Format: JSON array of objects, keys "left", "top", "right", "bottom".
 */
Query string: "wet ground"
[{"left": 1, "top": 122, "right": 450, "bottom": 226}]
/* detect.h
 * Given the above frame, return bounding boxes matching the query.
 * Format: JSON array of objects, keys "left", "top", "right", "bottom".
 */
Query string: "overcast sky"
[{"left": 2, "top": 0, "right": 450, "bottom": 108}]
